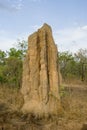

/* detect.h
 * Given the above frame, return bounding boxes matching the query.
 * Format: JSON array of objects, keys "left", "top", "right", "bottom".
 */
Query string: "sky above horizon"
[{"left": 0, "top": 0, "right": 87, "bottom": 52}]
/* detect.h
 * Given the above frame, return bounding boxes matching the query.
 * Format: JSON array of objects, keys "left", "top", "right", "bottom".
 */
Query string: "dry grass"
[
  {"left": 0, "top": 84, "right": 87, "bottom": 130},
  {"left": 0, "top": 84, "right": 23, "bottom": 112},
  {"left": 61, "top": 84, "right": 87, "bottom": 121}
]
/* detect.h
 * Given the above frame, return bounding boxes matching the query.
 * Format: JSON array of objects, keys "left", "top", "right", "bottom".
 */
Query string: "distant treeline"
[
  {"left": 59, "top": 49, "right": 87, "bottom": 84},
  {"left": 0, "top": 40, "right": 87, "bottom": 88}
]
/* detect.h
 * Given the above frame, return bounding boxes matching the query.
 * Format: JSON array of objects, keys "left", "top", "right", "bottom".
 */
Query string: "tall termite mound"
[{"left": 21, "top": 23, "right": 61, "bottom": 116}]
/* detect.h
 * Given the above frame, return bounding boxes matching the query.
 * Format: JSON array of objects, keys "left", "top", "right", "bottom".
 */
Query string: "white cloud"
[
  {"left": 0, "top": 0, "right": 23, "bottom": 11},
  {"left": 81, "top": 26, "right": 87, "bottom": 31},
  {"left": 0, "top": 25, "right": 87, "bottom": 53},
  {"left": 0, "top": 38, "right": 15, "bottom": 51},
  {"left": 0, "top": 29, "right": 29, "bottom": 51},
  {"left": 53, "top": 25, "right": 87, "bottom": 53},
  {"left": 0, "top": 30, "right": 15, "bottom": 51}
]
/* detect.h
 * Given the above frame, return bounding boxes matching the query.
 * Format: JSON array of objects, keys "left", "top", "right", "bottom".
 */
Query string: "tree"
[
  {"left": 8, "top": 48, "right": 23, "bottom": 60},
  {"left": 15, "top": 39, "right": 28, "bottom": 59},
  {"left": 0, "top": 50, "right": 6, "bottom": 64},
  {"left": 59, "top": 49, "right": 87, "bottom": 83},
  {"left": 4, "top": 57, "right": 22, "bottom": 88},
  {"left": 75, "top": 49, "right": 87, "bottom": 82},
  {"left": 0, "top": 50, "right": 7, "bottom": 84},
  {"left": 0, "top": 40, "right": 28, "bottom": 87},
  {"left": 59, "top": 51, "right": 75, "bottom": 80}
]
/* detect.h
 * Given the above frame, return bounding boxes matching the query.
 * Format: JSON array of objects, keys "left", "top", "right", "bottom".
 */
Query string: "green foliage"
[
  {"left": 75, "top": 48, "right": 87, "bottom": 63},
  {"left": 75, "top": 49, "right": 87, "bottom": 81},
  {"left": 0, "top": 50, "right": 7, "bottom": 84},
  {"left": 0, "top": 50, "right": 6, "bottom": 64},
  {"left": 17, "top": 39, "right": 27, "bottom": 50},
  {"left": 59, "top": 51, "right": 76, "bottom": 80},
  {"left": 0, "top": 40, "right": 27, "bottom": 88},
  {"left": 15, "top": 39, "right": 28, "bottom": 58},
  {"left": 59, "top": 85, "right": 68, "bottom": 98},
  {"left": 59, "top": 49, "right": 87, "bottom": 83},
  {"left": 0, "top": 37, "right": 87, "bottom": 88},
  {"left": 4, "top": 57, "right": 22, "bottom": 88}
]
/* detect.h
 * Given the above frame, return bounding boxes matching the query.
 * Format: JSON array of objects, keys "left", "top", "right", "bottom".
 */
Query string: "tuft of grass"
[
  {"left": 59, "top": 84, "right": 69, "bottom": 98},
  {"left": 0, "top": 85, "right": 24, "bottom": 112}
]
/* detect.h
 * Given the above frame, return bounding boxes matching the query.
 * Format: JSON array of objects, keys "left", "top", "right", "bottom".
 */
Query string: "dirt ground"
[{"left": 0, "top": 84, "right": 87, "bottom": 130}]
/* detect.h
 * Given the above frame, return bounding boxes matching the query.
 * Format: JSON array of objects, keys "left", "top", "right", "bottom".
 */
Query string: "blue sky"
[{"left": 0, "top": 0, "right": 87, "bottom": 52}]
